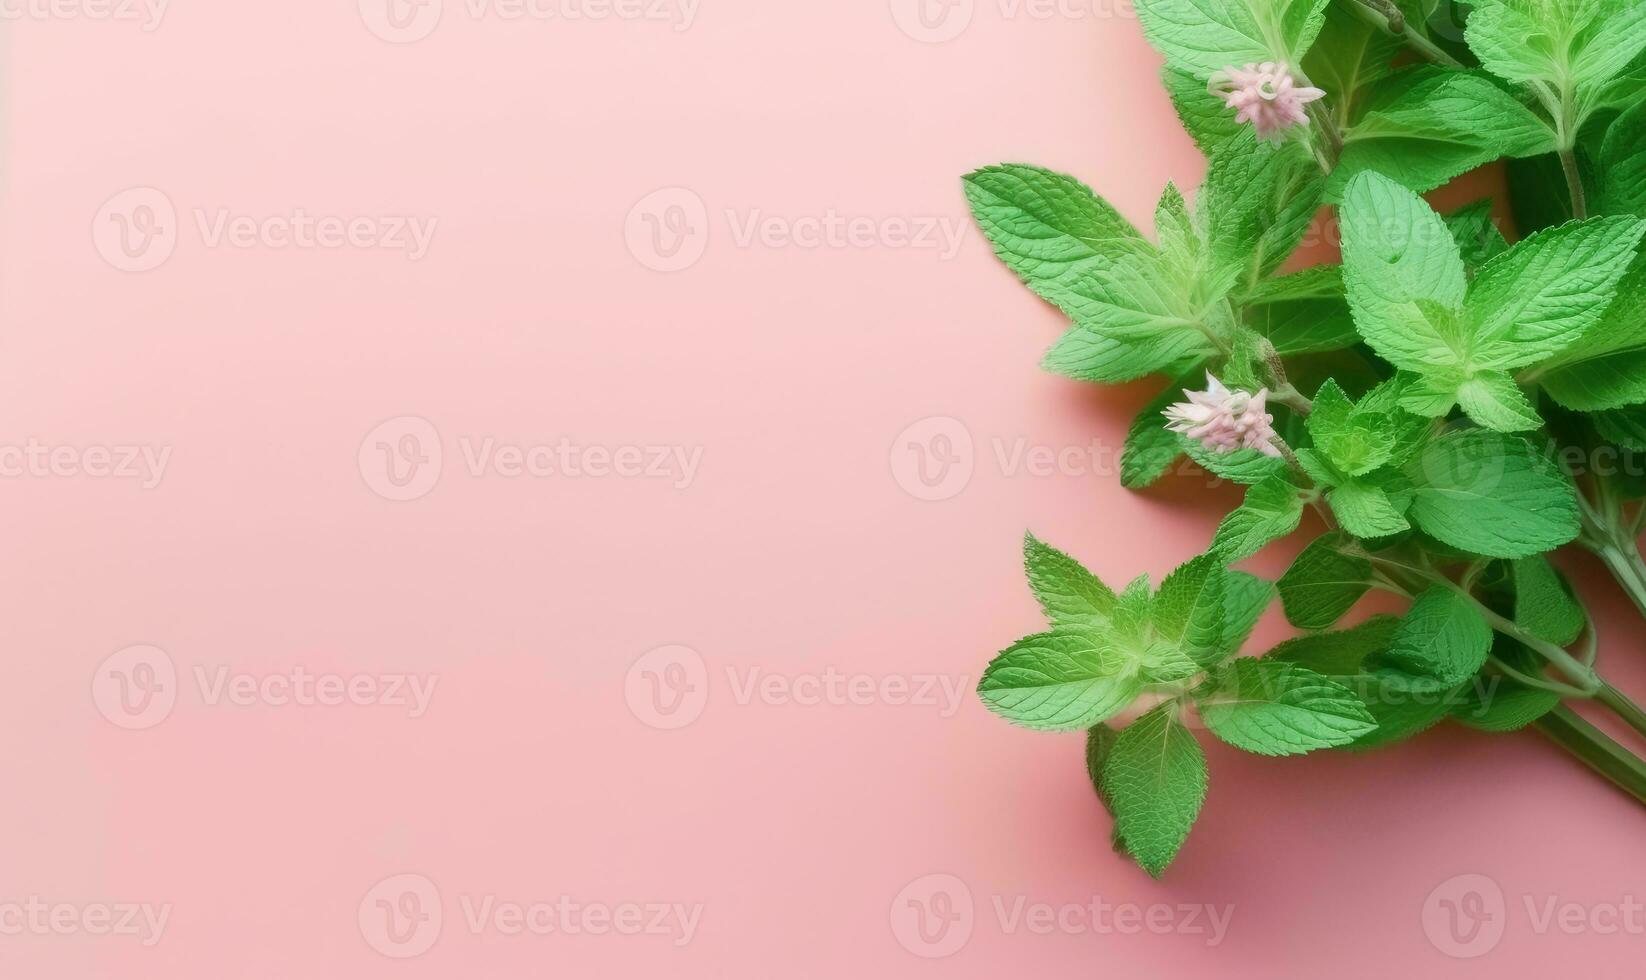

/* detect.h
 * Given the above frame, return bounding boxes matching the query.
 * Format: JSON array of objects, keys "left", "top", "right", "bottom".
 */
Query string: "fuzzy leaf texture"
[
  {"left": 1101, "top": 704, "right": 1207, "bottom": 877},
  {"left": 1197, "top": 659, "right": 1377, "bottom": 755}
]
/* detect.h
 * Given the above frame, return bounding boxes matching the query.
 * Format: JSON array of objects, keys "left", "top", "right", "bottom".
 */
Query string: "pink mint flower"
[
  {"left": 1163, "top": 373, "right": 1283, "bottom": 457},
  {"left": 1208, "top": 62, "right": 1326, "bottom": 142}
]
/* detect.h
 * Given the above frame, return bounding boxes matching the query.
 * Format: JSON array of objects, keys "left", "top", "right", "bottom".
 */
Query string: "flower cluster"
[
  {"left": 1162, "top": 374, "right": 1282, "bottom": 457},
  {"left": 1208, "top": 62, "right": 1325, "bottom": 142}
]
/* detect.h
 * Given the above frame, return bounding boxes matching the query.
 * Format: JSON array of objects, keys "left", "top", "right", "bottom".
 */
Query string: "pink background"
[{"left": 4, "top": 0, "right": 1645, "bottom": 976}]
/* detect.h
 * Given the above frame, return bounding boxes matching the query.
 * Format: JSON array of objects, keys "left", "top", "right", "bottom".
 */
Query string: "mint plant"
[{"left": 966, "top": 0, "right": 1646, "bottom": 875}]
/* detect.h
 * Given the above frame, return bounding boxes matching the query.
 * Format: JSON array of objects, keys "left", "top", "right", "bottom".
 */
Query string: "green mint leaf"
[
  {"left": 1121, "top": 381, "right": 1191, "bottom": 488},
  {"left": 1599, "top": 99, "right": 1646, "bottom": 216},
  {"left": 1329, "top": 68, "right": 1558, "bottom": 198},
  {"left": 1444, "top": 199, "right": 1511, "bottom": 271},
  {"left": 1306, "top": 379, "right": 1395, "bottom": 476},
  {"left": 1293, "top": 447, "right": 1342, "bottom": 488},
  {"left": 1455, "top": 372, "right": 1544, "bottom": 432},
  {"left": 1153, "top": 553, "right": 1229, "bottom": 663},
  {"left": 1512, "top": 555, "right": 1586, "bottom": 645},
  {"left": 1249, "top": 292, "right": 1360, "bottom": 356},
  {"left": 1277, "top": 533, "right": 1374, "bottom": 629},
  {"left": 1381, "top": 586, "right": 1492, "bottom": 686},
  {"left": 1141, "top": 643, "right": 1207, "bottom": 683},
  {"left": 1101, "top": 703, "right": 1207, "bottom": 877},
  {"left": 1339, "top": 171, "right": 1469, "bottom": 372},
  {"left": 1202, "top": 133, "right": 1325, "bottom": 294},
  {"left": 1266, "top": 614, "right": 1400, "bottom": 674},
  {"left": 978, "top": 629, "right": 1144, "bottom": 731},
  {"left": 1221, "top": 571, "right": 1275, "bottom": 651},
  {"left": 1452, "top": 636, "right": 1560, "bottom": 731},
  {"left": 1155, "top": 182, "right": 1201, "bottom": 269},
  {"left": 1212, "top": 473, "right": 1307, "bottom": 561},
  {"left": 1185, "top": 442, "right": 1290, "bottom": 485},
  {"left": 1084, "top": 724, "right": 1128, "bottom": 851},
  {"left": 1136, "top": 0, "right": 1330, "bottom": 77},
  {"left": 1592, "top": 405, "right": 1646, "bottom": 450},
  {"left": 1571, "top": 0, "right": 1646, "bottom": 97},
  {"left": 964, "top": 164, "right": 1144, "bottom": 314},
  {"left": 1244, "top": 264, "right": 1342, "bottom": 304},
  {"left": 1164, "top": 67, "right": 1244, "bottom": 159},
  {"left": 1301, "top": 1, "right": 1400, "bottom": 124},
  {"left": 1395, "top": 360, "right": 1465, "bottom": 418},
  {"left": 1327, "top": 480, "right": 1412, "bottom": 538},
  {"left": 1469, "top": 0, "right": 1646, "bottom": 117},
  {"left": 1113, "top": 575, "right": 1155, "bottom": 644},
  {"left": 1346, "top": 668, "right": 1463, "bottom": 749},
  {"left": 1408, "top": 429, "right": 1581, "bottom": 558},
  {"left": 1023, "top": 533, "right": 1117, "bottom": 627},
  {"left": 1357, "top": 377, "right": 1438, "bottom": 464},
  {"left": 1041, "top": 328, "right": 1208, "bottom": 384},
  {"left": 1197, "top": 658, "right": 1377, "bottom": 755},
  {"left": 1466, "top": 215, "right": 1646, "bottom": 369},
  {"left": 964, "top": 167, "right": 1219, "bottom": 373}
]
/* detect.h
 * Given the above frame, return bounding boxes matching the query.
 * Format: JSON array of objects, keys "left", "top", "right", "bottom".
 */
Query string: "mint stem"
[
  {"left": 1560, "top": 148, "right": 1589, "bottom": 219},
  {"left": 1535, "top": 706, "right": 1646, "bottom": 807},
  {"left": 1596, "top": 683, "right": 1646, "bottom": 744},
  {"left": 1342, "top": 0, "right": 1464, "bottom": 69}
]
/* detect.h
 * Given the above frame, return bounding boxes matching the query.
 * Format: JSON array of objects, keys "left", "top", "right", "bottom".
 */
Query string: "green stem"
[
  {"left": 1534, "top": 706, "right": 1646, "bottom": 807},
  {"left": 1593, "top": 539, "right": 1646, "bottom": 621},
  {"left": 1343, "top": 0, "right": 1464, "bottom": 68},
  {"left": 1560, "top": 147, "right": 1589, "bottom": 219},
  {"left": 1365, "top": 551, "right": 1601, "bottom": 695},
  {"left": 1596, "top": 683, "right": 1646, "bottom": 744}
]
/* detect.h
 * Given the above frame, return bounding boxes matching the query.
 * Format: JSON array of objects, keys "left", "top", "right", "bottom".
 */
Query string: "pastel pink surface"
[{"left": 2, "top": 2, "right": 1643, "bottom": 977}]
